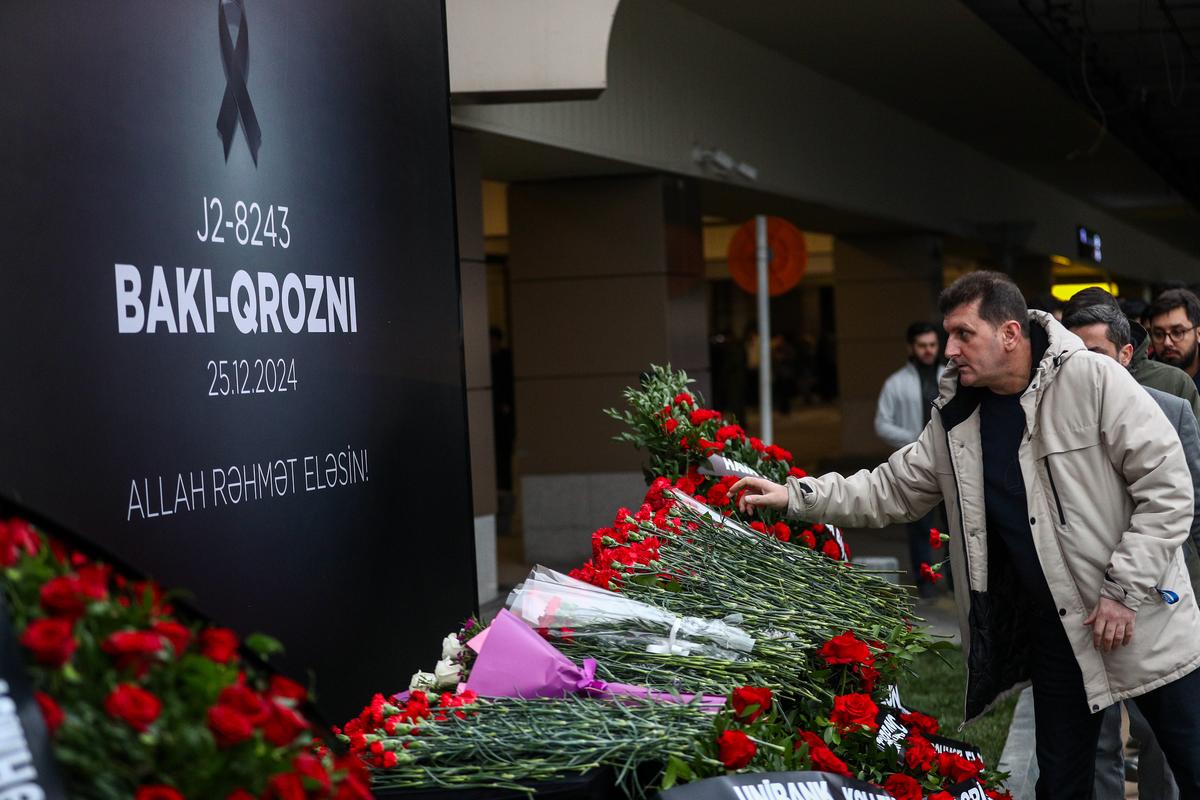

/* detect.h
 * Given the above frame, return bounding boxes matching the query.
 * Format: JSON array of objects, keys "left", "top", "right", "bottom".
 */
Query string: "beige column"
[
  {"left": 453, "top": 129, "right": 499, "bottom": 603},
  {"left": 508, "top": 175, "right": 708, "bottom": 569},
  {"left": 832, "top": 236, "right": 944, "bottom": 460}
]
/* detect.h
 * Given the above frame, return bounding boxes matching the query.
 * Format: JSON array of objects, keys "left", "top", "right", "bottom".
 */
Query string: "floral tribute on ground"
[
  {"left": 340, "top": 366, "right": 1013, "bottom": 799},
  {"left": 0, "top": 517, "right": 370, "bottom": 799}
]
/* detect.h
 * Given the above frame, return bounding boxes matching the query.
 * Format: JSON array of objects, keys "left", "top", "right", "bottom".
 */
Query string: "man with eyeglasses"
[{"left": 1149, "top": 289, "right": 1200, "bottom": 391}]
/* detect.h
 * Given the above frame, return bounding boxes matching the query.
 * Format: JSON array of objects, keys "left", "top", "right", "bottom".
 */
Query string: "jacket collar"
[
  {"left": 934, "top": 310, "right": 1085, "bottom": 429},
  {"left": 1129, "top": 321, "right": 1151, "bottom": 369}
]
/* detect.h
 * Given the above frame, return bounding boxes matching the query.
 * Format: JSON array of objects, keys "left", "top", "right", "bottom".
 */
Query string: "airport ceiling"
[{"left": 674, "top": 0, "right": 1200, "bottom": 258}]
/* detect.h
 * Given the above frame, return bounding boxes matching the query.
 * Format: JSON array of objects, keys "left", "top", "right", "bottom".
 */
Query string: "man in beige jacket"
[{"left": 733, "top": 271, "right": 1200, "bottom": 798}]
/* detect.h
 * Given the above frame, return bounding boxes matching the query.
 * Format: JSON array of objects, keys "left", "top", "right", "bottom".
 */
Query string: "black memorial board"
[
  {"left": 660, "top": 772, "right": 891, "bottom": 800},
  {"left": 0, "top": 1, "right": 474, "bottom": 720}
]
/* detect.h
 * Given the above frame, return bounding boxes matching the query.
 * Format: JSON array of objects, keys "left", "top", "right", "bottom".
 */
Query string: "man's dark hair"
[
  {"left": 1148, "top": 288, "right": 1200, "bottom": 327},
  {"left": 937, "top": 271, "right": 1029, "bottom": 336},
  {"left": 906, "top": 321, "right": 937, "bottom": 344},
  {"left": 1062, "top": 286, "right": 1119, "bottom": 322},
  {"left": 1027, "top": 292, "right": 1062, "bottom": 315},
  {"left": 1063, "top": 303, "right": 1131, "bottom": 350}
]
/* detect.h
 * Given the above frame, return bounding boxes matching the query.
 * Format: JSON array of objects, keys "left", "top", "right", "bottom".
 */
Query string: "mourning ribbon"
[{"left": 216, "top": 0, "right": 261, "bottom": 164}]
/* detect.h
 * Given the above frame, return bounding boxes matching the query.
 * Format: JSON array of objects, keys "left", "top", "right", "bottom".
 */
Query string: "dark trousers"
[{"left": 1031, "top": 607, "right": 1200, "bottom": 799}]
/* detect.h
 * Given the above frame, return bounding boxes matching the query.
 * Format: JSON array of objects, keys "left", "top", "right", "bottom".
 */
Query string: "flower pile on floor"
[
  {"left": 341, "top": 366, "right": 1012, "bottom": 799},
  {"left": 0, "top": 517, "right": 369, "bottom": 799}
]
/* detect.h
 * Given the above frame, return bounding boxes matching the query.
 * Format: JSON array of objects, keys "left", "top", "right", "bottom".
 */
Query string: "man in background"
[
  {"left": 874, "top": 322, "right": 943, "bottom": 598},
  {"left": 1065, "top": 301, "right": 1200, "bottom": 800},
  {"left": 1149, "top": 288, "right": 1200, "bottom": 392}
]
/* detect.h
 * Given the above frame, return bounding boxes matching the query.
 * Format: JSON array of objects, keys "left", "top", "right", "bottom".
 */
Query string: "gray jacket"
[
  {"left": 874, "top": 362, "right": 944, "bottom": 449},
  {"left": 1146, "top": 386, "right": 1200, "bottom": 599}
]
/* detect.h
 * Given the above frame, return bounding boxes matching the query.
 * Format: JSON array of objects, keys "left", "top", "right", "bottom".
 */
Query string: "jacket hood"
[
  {"left": 1129, "top": 321, "right": 1151, "bottom": 368},
  {"left": 934, "top": 309, "right": 1086, "bottom": 409}
]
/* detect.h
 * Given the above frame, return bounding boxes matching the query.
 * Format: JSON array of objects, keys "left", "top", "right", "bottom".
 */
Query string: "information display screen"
[{"left": 0, "top": 0, "right": 475, "bottom": 720}]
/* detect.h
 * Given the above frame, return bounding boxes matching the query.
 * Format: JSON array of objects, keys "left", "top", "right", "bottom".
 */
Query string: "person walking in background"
[
  {"left": 1066, "top": 288, "right": 1200, "bottom": 415},
  {"left": 1065, "top": 302, "right": 1200, "bottom": 800},
  {"left": 1149, "top": 288, "right": 1200, "bottom": 392},
  {"left": 733, "top": 272, "right": 1200, "bottom": 799},
  {"left": 874, "top": 321, "right": 944, "bottom": 598}
]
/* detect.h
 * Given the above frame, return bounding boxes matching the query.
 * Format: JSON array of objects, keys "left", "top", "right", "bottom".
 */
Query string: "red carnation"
[
  {"left": 928, "top": 793, "right": 954, "bottom": 800},
  {"left": 263, "top": 772, "right": 306, "bottom": 800},
  {"left": 730, "top": 686, "right": 772, "bottom": 723},
  {"left": 920, "top": 563, "right": 943, "bottom": 584},
  {"left": 200, "top": 627, "right": 239, "bottom": 663},
  {"left": 881, "top": 773, "right": 922, "bottom": 800},
  {"left": 904, "top": 733, "right": 936, "bottom": 772},
  {"left": 226, "top": 791, "right": 256, "bottom": 800},
  {"left": 935, "top": 751, "right": 982, "bottom": 783},
  {"left": 34, "top": 691, "right": 63, "bottom": 735},
  {"left": 20, "top": 618, "right": 76, "bottom": 667},
  {"left": 716, "top": 729, "right": 756, "bottom": 770},
  {"left": 900, "top": 710, "right": 939, "bottom": 737},
  {"left": 822, "top": 539, "right": 843, "bottom": 560},
  {"left": 819, "top": 631, "right": 873, "bottom": 667},
  {"left": 929, "top": 527, "right": 945, "bottom": 550},
  {"left": 135, "top": 787, "right": 184, "bottom": 800},
  {"left": 764, "top": 444, "right": 793, "bottom": 462},
  {"left": 795, "top": 731, "right": 851, "bottom": 777},
  {"left": 208, "top": 704, "right": 254, "bottom": 747},
  {"left": 673, "top": 393, "right": 694, "bottom": 407},
  {"left": 799, "top": 529, "right": 817, "bottom": 548},
  {"left": 771, "top": 522, "right": 792, "bottom": 542},
  {"left": 263, "top": 701, "right": 310, "bottom": 746},
  {"left": 749, "top": 521, "right": 768, "bottom": 535},
  {"left": 789, "top": 466, "right": 808, "bottom": 479},
  {"left": 830, "top": 693, "right": 879, "bottom": 733},
  {"left": 105, "top": 684, "right": 162, "bottom": 732},
  {"left": 663, "top": 418, "right": 679, "bottom": 434}
]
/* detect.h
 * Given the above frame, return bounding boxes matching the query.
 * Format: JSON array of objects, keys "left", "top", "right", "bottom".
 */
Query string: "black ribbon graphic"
[{"left": 216, "top": 0, "right": 262, "bottom": 164}]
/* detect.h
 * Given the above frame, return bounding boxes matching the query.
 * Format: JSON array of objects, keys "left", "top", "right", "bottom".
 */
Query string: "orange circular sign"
[{"left": 727, "top": 217, "right": 807, "bottom": 296}]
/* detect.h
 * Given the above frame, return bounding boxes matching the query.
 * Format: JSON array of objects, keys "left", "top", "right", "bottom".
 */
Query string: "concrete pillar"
[
  {"left": 453, "top": 129, "right": 499, "bottom": 604},
  {"left": 832, "top": 235, "right": 944, "bottom": 460},
  {"left": 508, "top": 175, "right": 708, "bottom": 569}
]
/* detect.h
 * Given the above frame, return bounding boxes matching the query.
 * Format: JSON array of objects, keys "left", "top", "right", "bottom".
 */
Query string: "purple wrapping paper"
[{"left": 462, "top": 609, "right": 725, "bottom": 710}]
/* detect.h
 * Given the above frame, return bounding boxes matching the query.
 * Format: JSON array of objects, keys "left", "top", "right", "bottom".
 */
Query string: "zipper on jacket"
[{"left": 1045, "top": 459, "right": 1067, "bottom": 526}]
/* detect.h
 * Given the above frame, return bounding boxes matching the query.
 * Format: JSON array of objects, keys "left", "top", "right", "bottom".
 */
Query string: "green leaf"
[{"left": 245, "top": 633, "right": 284, "bottom": 658}]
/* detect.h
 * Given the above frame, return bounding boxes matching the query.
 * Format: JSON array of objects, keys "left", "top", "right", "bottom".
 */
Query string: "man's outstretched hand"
[
  {"left": 730, "top": 477, "right": 789, "bottom": 514},
  {"left": 1084, "top": 596, "right": 1136, "bottom": 652}
]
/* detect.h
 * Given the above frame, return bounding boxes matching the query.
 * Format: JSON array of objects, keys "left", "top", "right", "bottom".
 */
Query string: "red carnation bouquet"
[
  {"left": 605, "top": 365, "right": 848, "bottom": 562},
  {"left": 0, "top": 516, "right": 369, "bottom": 799}
]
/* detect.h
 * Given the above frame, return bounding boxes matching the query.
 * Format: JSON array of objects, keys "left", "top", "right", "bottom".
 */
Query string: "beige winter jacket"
[{"left": 787, "top": 311, "right": 1200, "bottom": 722}]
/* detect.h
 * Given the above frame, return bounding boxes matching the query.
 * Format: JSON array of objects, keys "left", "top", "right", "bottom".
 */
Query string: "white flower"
[
  {"left": 441, "top": 633, "right": 464, "bottom": 660},
  {"left": 409, "top": 671, "right": 437, "bottom": 691},
  {"left": 434, "top": 657, "right": 464, "bottom": 687}
]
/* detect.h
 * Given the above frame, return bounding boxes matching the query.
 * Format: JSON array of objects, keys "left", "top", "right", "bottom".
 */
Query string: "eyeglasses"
[{"left": 1150, "top": 325, "right": 1199, "bottom": 343}]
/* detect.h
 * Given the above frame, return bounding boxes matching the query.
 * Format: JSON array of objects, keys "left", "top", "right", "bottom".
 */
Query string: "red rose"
[
  {"left": 929, "top": 528, "right": 944, "bottom": 550},
  {"left": 263, "top": 772, "right": 306, "bottom": 800},
  {"left": 226, "top": 791, "right": 256, "bottom": 800},
  {"left": 985, "top": 790, "right": 1014, "bottom": 800},
  {"left": 269, "top": 675, "right": 308, "bottom": 703},
  {"left": 200, "top": 627, "right": 239, "bottom": 663},
  {"left": 39, "top": 576, "right": 91, "bottom": 619},
  {"left": 218, "top": 684, "right": 271, "bottom": 726},
  {"left": 293, "top": 752, "right": 331, "bottom": 793},
  {"left": 927, "top": 793, "right": 954, "bottom": 800},
  {"left": 881, "top": 773, "right": 922, "bottom": 800},
  {"left": 151, "top": 621, "right": 191, "bottom": 657},
  {"left": 105, "top": 684, "right": 161, "bottom": 732},
  {"left": 854, "top": 662, "right": 881, "bottom": 693},
  {"left": 900, "top": 710, "right": 939, "bottom": 737},
  {"left": 34, "top": 691, "right": 63, "bottom": 735},
  {"left": 730, "top": 686, "right": 772, "bottom": 723},
  {"left": 822, "top": 539, "right": 843, "bottom": 560},
  {"left": 830, "top": 693, "right": 879, "bottom": 733},
  {"left": 208, "top": 704, "right": 254, "bottom": 747},
  {"left": 262, "top": 701, "right": 310, "bottom": 746},
  {"left": 904, "top": 733, "right": 936, "bottom": 772},
  {"left": 935, "top": 752, "right": 982, "bottom": 783},
  {"left": 663, "top": 418, "right": 679, "bottom": 434},
  {"left": 0, "top": 519, "right": 40, "bottom": 567},
  {"left": 102, "top": 630, "right": 166, "bottom": 674},
  {"left": 716, "top": 729, "right": 756, "bottom": 770},
  {"left": 819, "top": 631, "right": 873, "bottom": 667},
  {"left": 135, "top": 787, "right": 184, "bottom": 800},
  {"left": 75, "top": 563, "right": 111, "bottom": 597},
  {"left": 19, "top": 618, "right": 76, "bottom": 667},
  {"left": 795, "top": 731, "right": 851, "bottom": 777}
]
